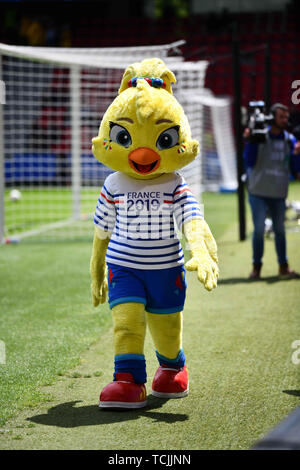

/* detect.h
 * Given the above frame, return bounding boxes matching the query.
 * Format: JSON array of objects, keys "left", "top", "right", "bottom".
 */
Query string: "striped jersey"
[{"left": 94, "top": 171, "right": 203, "bottom": 270}]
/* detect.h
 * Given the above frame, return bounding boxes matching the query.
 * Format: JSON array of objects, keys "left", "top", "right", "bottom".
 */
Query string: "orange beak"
[{"left": 129, "top": 147, "right": 161, "bottom": 175}]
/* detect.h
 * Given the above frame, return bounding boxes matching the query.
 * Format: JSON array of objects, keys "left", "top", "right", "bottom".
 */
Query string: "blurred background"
[
  {"left": 1, "top": 0, "right": 300, "bottom": 243},
  {"left": 0, "top": 0, "right": 300, "bottom": 241},
  {"left": 0, "top": 0, "right": 299, "bottom": 116}
]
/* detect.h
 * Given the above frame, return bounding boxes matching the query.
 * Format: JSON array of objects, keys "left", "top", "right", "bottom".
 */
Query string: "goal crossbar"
[{"left": 0, "top": 40, "right": 186, "bottom": 68}]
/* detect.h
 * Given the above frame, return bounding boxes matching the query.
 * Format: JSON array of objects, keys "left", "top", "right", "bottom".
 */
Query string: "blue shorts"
[{"left": 107, "top": 263, "right": 187, "bottom": 314}]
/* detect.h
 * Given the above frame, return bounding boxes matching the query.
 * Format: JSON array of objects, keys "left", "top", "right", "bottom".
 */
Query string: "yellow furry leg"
[
  {"left": 146, "top": 311, "right": 182, "bottom": 359},
  {"left": 112, "top": 302, "right": 146, "bottom": 355}
]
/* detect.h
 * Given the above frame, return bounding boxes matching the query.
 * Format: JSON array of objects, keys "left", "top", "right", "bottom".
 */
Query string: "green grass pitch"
[
  {"left": 0, "top": 183, "right": 300, "bottom": 449},
  {"left": 4, "top": 187, "right": 100, "bottom": 238}
]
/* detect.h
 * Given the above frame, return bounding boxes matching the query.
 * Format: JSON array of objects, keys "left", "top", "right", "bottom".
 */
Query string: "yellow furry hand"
[
  {"left": 185, "top": 244, "right": 219, "bottom": 291},
  {"left": 90, "top": 227, "right": 110, "bottom": 307},
  {"left": 91, "top": 263, "right": 108, "bottom": 307},
  {"left": 184, "top": 218, "right": 219, "bottom": 291}
]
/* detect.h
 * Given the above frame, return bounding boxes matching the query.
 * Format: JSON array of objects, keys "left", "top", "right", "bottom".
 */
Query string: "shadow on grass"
[
  {"left": 282, "top": 390, "right": 300, "bottom": 397},
  {"left": 26, "top": 396, "right": 188, "bottom": 428},
  {"left": 218, "top": 275, "right": 300, "bottom": 285}
]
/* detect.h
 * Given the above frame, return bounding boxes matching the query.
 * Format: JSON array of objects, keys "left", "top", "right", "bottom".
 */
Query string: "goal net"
[{"left": 0, "top": 41, "right": 237, "bottom": 243}]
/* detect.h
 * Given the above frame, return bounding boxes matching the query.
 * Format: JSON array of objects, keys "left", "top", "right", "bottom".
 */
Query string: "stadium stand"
[{"left": 1, "top": 7, "right": 298, "bottom": 111}]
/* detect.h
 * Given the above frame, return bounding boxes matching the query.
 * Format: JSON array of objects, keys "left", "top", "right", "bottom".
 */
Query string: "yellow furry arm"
[
  {"left": 90, "top": 226, "right": 110, "bottom": 307},
  {"left": 183, "top": 218, "right": 219, "bottom": 291}
]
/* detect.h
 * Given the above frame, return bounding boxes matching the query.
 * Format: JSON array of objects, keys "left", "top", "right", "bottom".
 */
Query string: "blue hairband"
[{"left": 128, "top": 77, "right": 166, "bottom": 89}]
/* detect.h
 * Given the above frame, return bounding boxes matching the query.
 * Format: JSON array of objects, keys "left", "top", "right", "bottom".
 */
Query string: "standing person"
[{"left": 243, "top": 103, "right": 300, "bottom": 279}]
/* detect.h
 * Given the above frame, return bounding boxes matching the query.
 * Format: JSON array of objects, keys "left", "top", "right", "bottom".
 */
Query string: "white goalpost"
[{"left": 0, "top": 41, "right": 237, "bottom": 243}]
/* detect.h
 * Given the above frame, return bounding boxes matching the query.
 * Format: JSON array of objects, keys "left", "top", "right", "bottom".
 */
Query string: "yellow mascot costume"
[{"left": 90, "top": 58, "right": 219, "bottom": 409}]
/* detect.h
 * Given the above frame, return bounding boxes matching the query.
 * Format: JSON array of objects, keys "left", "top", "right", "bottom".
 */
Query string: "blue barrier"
[{"left": 5, "top": 153, "right": 108, "bottom": 184}]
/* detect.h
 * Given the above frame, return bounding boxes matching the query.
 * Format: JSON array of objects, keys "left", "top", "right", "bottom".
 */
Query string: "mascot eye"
[
  {"left": 156, "top": 126, "right": 180, "bottom": 150},
  {"left": 109, "top": 122, "right": 132, "bottom": 148}
]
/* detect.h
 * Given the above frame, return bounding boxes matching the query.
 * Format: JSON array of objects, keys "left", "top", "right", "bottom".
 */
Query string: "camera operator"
[{"left": 243, "top": 103, "right": 300, "bottom": 279}]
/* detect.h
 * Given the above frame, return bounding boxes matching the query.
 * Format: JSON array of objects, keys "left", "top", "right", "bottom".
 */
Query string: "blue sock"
[
  {"left": 114, "top": 354, "right": 147, "bottom": 384},
  {"left": 155, "top": 349, "right": 186, "bottom": 368}
]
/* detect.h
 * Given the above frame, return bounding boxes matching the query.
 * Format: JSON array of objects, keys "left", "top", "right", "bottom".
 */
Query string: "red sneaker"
[
  {"left": 151, "top": 365, "right": 189, "bottom": 398},
  {"left": 99, "top": 373, "right": 147, "bottom": 409}
]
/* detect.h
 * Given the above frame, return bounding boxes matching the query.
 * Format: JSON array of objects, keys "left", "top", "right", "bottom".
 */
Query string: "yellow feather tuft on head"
[
  {"left": 118, "top": 58, "right": 176, "bottom": 95},
  {"left": 135, "top": 79, "right": 156, "bottom": 124}
]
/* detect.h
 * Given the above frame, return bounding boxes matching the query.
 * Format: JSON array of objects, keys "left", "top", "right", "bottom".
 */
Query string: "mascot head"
[{"left": 92, "top": 58, "right": 199, "bottom": 179}]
